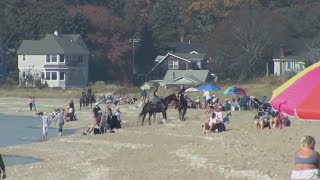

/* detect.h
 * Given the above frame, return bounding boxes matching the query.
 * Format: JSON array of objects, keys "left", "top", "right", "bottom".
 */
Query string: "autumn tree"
[{"left": 206, "top": 5, "right": 286, "bottom": 81}]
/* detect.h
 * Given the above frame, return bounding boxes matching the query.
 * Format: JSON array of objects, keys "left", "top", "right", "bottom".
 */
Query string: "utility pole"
[
  {"left": 279, "top": 44, "right": 284, "bottom": 76},
  {"left": 129, "top": 38, "right": 141, "bottom": 75}
]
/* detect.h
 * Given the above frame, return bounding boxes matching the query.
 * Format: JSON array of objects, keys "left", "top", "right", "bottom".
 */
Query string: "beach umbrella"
[
  {"left": 197, "top": 83, "right": 221, "bottom": 91},
  {"left": 185, "top": 87, "right": 200, "bottom": 92},
  {"left": 270, "top": 61, "right": 320, "bottom": 120},
  {"left": 223, "top": 86, "right": 246, "bottom": 95}
]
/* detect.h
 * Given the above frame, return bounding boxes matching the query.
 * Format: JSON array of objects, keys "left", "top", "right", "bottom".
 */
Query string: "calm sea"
[{"left": 0, "top": 114, "right": 74, "bottom": 166}]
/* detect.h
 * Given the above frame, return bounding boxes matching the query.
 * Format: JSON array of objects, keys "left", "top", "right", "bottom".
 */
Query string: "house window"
[
  {"left": 46, "top": 55, "right": 50, "bottom": 63},
  {"left": 22, "top": 71, "right": 26, "bottom": 78},
  {"left": 52, "top": 55, "right": 57, "bottom": 62},
  {"left": 46, "top": 72, "right": 50, "bottom": 80},
  {"left": 41, "top": 72, "right": 44, "bottom": 79},
  {"left": 60, "top": 72, "right": 65, "bottom": 80},
  {"left": 60, "top": 55, "right": 65, "bottom": 63},
  {"left": 286, "top": 62, "right": 292, "bottom": 71},
  {"left": 168, "top": 60, "right": 179, "bottom": 69},
  {"left": 52, "top": 72, "right": 57, "bottom": 80},
  {"left": 197, "top": 61, "right": 201, "bottom": 68},
  {"left": 78, "top": 56, "right": 83, "bottom": 64},
  {"left": 23, "top": 55, "right": 26, "bottom": 61}
]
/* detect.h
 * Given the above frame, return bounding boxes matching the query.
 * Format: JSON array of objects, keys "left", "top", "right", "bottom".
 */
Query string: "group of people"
[
  {"left": 39, "top": 107, "right": 66, "bottom": 141},
  {"left": 82, "top": 103, "right": 122, "bottom": 135},
  {"left": 202, "top": 104, "right": 225, "bottom": 134}
]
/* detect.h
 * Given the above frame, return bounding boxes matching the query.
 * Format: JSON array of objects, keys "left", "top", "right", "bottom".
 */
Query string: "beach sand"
[{"left": 0, "top": 97, "right": 318, "bottom": 180}]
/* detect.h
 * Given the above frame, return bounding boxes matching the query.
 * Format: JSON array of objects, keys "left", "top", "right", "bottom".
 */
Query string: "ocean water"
[{"left": 0, "top": 114, "right": 74, "bottom": 165}]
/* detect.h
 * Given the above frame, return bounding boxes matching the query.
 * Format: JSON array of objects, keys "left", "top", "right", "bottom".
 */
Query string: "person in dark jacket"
[
  {"left": 153, "top": 87, "right": 160, "bottom": 108},
  {"left": 0, "top": 153, "right": 6, "bottom": 179}
]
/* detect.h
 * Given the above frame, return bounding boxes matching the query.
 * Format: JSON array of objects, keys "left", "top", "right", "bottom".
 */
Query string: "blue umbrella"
[
  {"left": 223, "top": 86, "right": 246, "bottom": 95},
  {"left": 197, "top": 83, "right": 221, "bottom": 91}
]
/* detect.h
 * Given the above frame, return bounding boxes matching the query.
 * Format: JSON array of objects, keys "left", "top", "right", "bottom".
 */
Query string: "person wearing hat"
[{"left": 0, "top": 153, "right": 6, "bottom": 179}]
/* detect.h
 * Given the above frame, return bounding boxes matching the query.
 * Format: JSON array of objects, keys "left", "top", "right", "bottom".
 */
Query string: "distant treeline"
[{"left": 1, "top": 0, "right": 320, "bottom": 82}]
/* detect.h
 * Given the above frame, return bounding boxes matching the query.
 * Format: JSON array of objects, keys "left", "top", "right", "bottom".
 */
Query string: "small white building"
[{"left": 17, "top": 31, "right": 89, "bottom": 88}]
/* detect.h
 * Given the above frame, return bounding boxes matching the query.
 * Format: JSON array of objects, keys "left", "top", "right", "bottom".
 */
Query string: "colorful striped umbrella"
[
  {"left": 223, "top": 86, "right": 246, "bottom": 95},
  {"left": 270, "top": 61, "right": 320, "bottom": 120}
]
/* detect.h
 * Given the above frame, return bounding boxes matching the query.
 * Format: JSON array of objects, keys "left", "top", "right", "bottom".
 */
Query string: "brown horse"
[
  {"left": 139, "top": 93, "right": 178, "bottom": 126},
  {"left": 79, "top": 93, "right": 96, "bottom": 110}
]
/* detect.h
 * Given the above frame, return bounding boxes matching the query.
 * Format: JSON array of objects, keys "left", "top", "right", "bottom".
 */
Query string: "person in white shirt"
[
  {"left": 203, "top": 90, "right": 211, "bottom": 107},
  {"left": 42, "top": 112, "right": 49, "bottom": 141}
]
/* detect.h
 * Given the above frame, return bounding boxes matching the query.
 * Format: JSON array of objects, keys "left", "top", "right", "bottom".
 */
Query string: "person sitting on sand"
[
  {"left": 291, "top": 136, "right": 320, "bottom": 179},
  {"left": 82, "top": 110, "right": 102, "bottom": 135},
  {"left": 255, "top": 109, "right": 277, "bottom": 130},
  {"left": 0, "top": 153, "right": 6, "bottom": 179},
  {"left": 203, "top": 106, "right": 222, "bottom": 134}
]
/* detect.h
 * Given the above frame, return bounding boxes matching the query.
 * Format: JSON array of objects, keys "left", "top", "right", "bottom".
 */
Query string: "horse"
[
  {"left": 79, "top": 93, "right": 96, "bottom": 110},
  {"left": 139, "top": 93, "right": 178, "bottom": 126},
  {"left": 177, "top": 96, "right": 188, "bottom": 121}
]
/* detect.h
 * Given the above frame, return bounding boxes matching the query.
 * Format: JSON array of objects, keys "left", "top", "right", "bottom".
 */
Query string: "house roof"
[
  {"left": 164, "top": 42, "right": 205, "bottom": 53},
  {"left": 166, "top": 75, "right": 202, "bottom": 85},
  {"left": 154, "top": 53, "right": 205, "bottom": 62},
  {"left": 17, "top": 34, "right": 89, "bottom": 55},
  {"left": 173, "top": 53, "right": 206, "bottom": 61},
  {"left": 273, "top": 38, "right": 310, "bottom": 59},
  {"left": 149, "top": 53, "right": 191, "bottom": 74},
  {"left": 163, "top": 70, "right": 209, "bottom": 84}
]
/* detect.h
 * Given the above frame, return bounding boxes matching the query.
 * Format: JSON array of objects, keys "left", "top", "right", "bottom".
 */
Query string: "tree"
[{"left": 206, "top": 5, "right": 286, "bottom": 81}]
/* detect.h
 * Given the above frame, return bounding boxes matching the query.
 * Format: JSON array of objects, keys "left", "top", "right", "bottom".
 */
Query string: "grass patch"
[{"left": 0, "top": 76, "right": 286, "bottom": 101}]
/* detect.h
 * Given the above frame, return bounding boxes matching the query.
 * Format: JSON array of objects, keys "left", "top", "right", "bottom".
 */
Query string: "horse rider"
[
  {"left": 153, "top": 87, "right": 161, "bottom": 109},
  {"left": 178, "top": 85, "right": 187, "bottom": 104},
  {"left": 82, "top": 88, "right": 86, "bottom": 96},
  {"left": 87, "top": 87, "right": 92, "bottom": 95}
]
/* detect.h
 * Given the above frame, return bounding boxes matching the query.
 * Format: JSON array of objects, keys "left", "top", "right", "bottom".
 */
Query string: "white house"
[{"left": 17, "top": 31, "right": 89, "bottom": 88}]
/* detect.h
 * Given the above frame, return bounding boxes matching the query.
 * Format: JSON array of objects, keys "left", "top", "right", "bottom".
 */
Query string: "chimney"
[
  {"left": 180, "top": 36, "right": 184, "bottom": 43},
  {"left": 279, "top": 44, "right": 285, "bottom": 58},
  {"left": 54, "top": 30, "right": 59, "bottom": 36},
  {"left": 173, "top": 72, "right": 175, "bottom": 80}
]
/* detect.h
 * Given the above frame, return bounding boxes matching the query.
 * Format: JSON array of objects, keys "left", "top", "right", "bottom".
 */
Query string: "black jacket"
[{"left": 0, "top": 153, "right": 5, "bottom": 172}]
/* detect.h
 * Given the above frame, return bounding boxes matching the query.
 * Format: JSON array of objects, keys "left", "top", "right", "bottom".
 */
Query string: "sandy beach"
[{"left": 0, "top": 97, "right": 318, "bottom": 180}]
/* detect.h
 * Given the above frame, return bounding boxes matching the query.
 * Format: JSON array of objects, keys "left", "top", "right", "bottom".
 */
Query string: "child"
[{"left": 42, "top": 112, "right": 49, "bottom": 141}]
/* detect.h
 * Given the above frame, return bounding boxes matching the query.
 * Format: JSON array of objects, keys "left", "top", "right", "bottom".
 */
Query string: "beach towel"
[{"left": 291, "top": 169, "right": 320, "bottom": 179}]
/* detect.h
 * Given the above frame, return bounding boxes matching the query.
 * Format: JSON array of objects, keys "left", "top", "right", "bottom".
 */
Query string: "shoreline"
[{"left": 0, "top": 96, "right": 308, "bottom": 179}]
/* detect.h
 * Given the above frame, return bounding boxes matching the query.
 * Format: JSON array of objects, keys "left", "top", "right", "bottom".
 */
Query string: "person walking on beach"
[
  {"left": 56, "top": 109, "right": 64, "bottom": 136},
  {"left": 32, "top": 96, "right": 36, "bottom": 111},
  {"left": 42, "top": 112, "right": 49, "bottom": 141},
  {"left": 28, "top": 97, "right": 33, "bottom": 111},
  {"left": 0, "top": 153, "right": 6, "bottom": 179}
]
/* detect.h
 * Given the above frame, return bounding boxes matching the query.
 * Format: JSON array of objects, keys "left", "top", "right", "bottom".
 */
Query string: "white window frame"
[
  {"left": 168, "top": 60, "right": 179, "bottom": 69},
  {"left": 59, "top": 55, "right": 65, "bottom": 63},
  {"left": 45, "top": 72, "right": 50, "bottom": 80},
  {"left": 59, "top": 72, "right": 65, "bottom": 81},
  {"left": 45, "top": 55, "right": 50, "bottom": 63},
  {"left": 51, "top": 55, "right": 57, "bottom": 63},
  {"left": 51, "top": 72, "right": 57, "bottom": 80}
]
